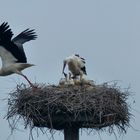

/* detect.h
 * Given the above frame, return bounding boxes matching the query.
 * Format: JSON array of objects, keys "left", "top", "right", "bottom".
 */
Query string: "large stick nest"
[{"left": 7, "top": 82, "right": 131, "bottom": 134}]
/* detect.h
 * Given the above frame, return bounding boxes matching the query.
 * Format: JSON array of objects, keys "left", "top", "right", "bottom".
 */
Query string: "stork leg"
[
  {"left": 20, "top": 73, "right": 35, "bottom": 87},
  {"left": 80, "top": 74, "right": 82, "bottom": 81},
  {"left": 16, "top": 71, "right": 35, "bottom": 88}
]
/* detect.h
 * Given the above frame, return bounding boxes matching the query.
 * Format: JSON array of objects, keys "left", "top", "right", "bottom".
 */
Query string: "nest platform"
[{"left": 7, "top": 82, "right": 131, "bottom": 135}]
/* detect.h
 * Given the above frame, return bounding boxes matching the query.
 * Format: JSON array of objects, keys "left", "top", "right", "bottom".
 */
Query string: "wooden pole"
[{"left": 64, "top": 127, "right": 79, "bottom": 140}]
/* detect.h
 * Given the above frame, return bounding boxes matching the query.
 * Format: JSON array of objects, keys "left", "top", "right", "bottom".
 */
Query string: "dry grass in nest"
[{"left": 6, "top": 82, "right": 132, "bottom": 138}]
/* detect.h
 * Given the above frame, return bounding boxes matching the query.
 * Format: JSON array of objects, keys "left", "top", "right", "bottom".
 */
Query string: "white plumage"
[
  {"left": 0, "top": 22, "right": 37, "bottom": 87},
  {"left": 62, "top": 54, "right": 87, "bottom": 83}
]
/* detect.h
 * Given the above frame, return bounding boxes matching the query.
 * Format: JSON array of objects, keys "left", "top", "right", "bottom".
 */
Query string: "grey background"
[{"left": 0, "top": 0, "right": 140, "bottom": 139}]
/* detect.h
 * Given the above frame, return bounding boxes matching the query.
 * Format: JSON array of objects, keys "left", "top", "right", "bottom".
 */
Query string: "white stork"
[
  {"left": 62, "top": 54, "right": 87, "bottom": 82},
  {"left": 0, "top": 22, "right": 37, "bottom": 87}
]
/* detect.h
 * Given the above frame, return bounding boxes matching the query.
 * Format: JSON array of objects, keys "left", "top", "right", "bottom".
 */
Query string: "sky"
[{"left": 0, "top": 0, "right": 140, "bottom": 140}]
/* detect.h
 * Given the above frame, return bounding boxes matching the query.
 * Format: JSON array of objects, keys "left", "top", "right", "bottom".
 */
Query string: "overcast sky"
[{"left": 0, "top": 0, "right": 140, "bottom": 140}]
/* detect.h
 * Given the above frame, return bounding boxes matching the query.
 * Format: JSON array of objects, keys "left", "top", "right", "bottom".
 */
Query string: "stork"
[
  {"left": 0, "top": 22, "right": 37, "bottom": 87},
  {"left": 62, "top": 54, "right": 87, "bottom": 83}
]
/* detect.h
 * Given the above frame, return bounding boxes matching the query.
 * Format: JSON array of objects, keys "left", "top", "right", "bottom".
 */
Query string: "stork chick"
[{"left": 59, "top": 73, "right": 74, "bottom": 86}]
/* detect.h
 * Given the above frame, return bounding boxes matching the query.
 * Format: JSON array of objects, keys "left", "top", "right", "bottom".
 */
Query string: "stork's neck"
[{"left": 0, "top": 68, "right": 4, "bottom": 76}]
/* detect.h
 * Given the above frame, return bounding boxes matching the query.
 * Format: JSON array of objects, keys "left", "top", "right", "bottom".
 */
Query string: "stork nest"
[{"left": 6, "top": 82, "right": 131, "bottom": 136}]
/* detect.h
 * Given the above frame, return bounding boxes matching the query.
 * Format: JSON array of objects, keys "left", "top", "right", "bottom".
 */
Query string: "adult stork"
[
  {"left": 0, "top": 22, "right": 37, "bottom": 87},
  {"left": 62, "top": 54, "right": 87, "bottom": 82}
]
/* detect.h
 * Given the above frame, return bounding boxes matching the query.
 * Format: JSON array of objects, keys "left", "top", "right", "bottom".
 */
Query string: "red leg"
[{"left": 19, "top": 73, "right": 35, "bottom": 88}]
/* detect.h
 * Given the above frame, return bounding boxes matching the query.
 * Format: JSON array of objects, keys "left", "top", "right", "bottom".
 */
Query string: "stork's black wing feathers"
[
  {"left": 0, "top": 22, "right": 27, "bottom": 63},
  {"left": 0, "top": 22, "right": 13, "bottom": 41},
  {"left": 81, "top": 66, "right": 87, "bottom": 75},
  {"left": 12, "top": 28, "right": 37, "bottom": 44},
  {"left": 75, "top": 54, "right": 86, "bottom": 63},
  {"left": 80, "top": 57, "right": 85, "bottom": 63},
  {"left": 74, "top": 54, "right": 87, "bottom": 74}
]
